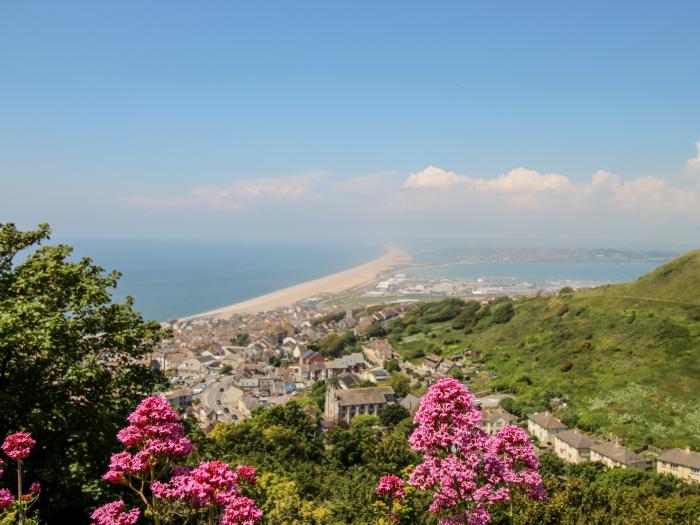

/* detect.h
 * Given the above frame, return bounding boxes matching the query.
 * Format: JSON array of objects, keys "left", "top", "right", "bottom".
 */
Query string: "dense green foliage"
[
  {"left": 311, "top": 311, "right": 347, "bottom": 327},
  {"left": 308, "top": 331, "right": 359, "bottom": 358},
  {"left": 0, "top": 223, "right": 167, "bottom": 522},
  {"left": 201, "top": 402, "right": 700, "bottom": 524},
  {"left": 231, "top": 333, "right": 251, "bottom": 346},
  {"left": 390, "top": 251, "right": 700, "bottom": 449}
]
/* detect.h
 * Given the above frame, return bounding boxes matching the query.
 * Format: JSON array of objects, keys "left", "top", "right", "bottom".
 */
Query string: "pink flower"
[
  {"left": 0, "top": 458, "right": 4, "bottom": 477},
  {"left": 91, "top": 500, "right": 140, "bottom": 525},
  {"left": 405, "top": 379, "right": 544, "bottom": 524},
  {"left": 2, "top": 432, "right": 36, "bottom": 461},
  {"left": 375, "top": 474, "right": 406, "bottom": 500},
  {"left": 115, "top": 396, "right": 192, "bottom": 460},
  {"left": 409, "top": 379, "right": 483, "bottom": 453},
  {"left": 220, "top": 496, "right": 263, "bottom": 525},
  {"left": 102, "top": 452, "right": 145, "bottom": 484},
  {"left": 235, "top": 465, "right": 256, "bottom": 485},
  {"left": 152, "top": 460, "right": 241, "bottom": 508},
  {"left": 0, "top": 488, "right": 13, "bottom": 510},
  {"left": 103, "top": 396, "right": 194, "bottom": 485}
]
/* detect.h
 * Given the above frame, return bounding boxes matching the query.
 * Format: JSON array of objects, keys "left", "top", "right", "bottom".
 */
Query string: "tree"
[
  {"left": 492, "top": 301, "right": 515, "bottom": 324},
  {"left": 310, "top": 381, "right": 326, "bottom": 411},
  {"left": 0, "top": 223, "right": 167, "bottom": 522},
  {"left": 366, "top": 322, "right": 386, "bottom": 338},
  {"left": 379, "top": 404, "right": 410, "bottom": 428},
  {"left": 449, "top": 367, "right": 465, "bottom": 380},
  {"left": 385, "top": 359, "right": 401, "bottom": 373},
  {"left": 389, "top": 372, "right": 411, "bottom": 399},
  {"left": 231, "top": 333, "right": 251, "bottom": 346}
]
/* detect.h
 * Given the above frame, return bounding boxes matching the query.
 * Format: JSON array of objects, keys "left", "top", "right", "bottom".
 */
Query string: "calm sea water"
[
  {"left": 66, "top": 240, "right": 384, "bottom": 321},
  {"left": 62, "top": 240, "right": 665, "bottom": 321},
  {"left": 402, "top": 261, "right": 660, "bottom": 286}
]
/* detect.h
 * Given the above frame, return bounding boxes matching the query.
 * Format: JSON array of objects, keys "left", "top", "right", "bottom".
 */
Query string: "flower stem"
[{"left": 17, "top": 459, "right": 25, "bottom": 525}]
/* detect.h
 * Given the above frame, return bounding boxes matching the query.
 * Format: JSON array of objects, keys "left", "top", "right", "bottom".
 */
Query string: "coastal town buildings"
[
  {"left": 481, "top": 408, "right": 519, "bottom": 435},
  {"left": 324, "top": 384, "right": 396, "bottom": 424},
  {"left": 590, "top": 441, "right": 649, "bottom": 470},
  {"left": 657, "top": 448, "right": 700, "bottom": 483},
  {"left": 553, "top": 429, "right": 595, "bottom": 464},
  {"left": 527, "top": 412, "right": 568, "bottom": 446}
]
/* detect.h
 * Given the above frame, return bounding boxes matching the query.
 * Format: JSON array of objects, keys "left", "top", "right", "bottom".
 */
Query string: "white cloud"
[
  {"left": 404, "top": 166, "right": 572, "bottom": 194},
  {"left": 122, "top": 172, "right": 324, "bottom": 210},
  {"left": 403, "top": 164, "right": 700, "bottom": 220},
  {"left": 685, "top": 140, "right": 700, "bottom": 174},
  {"left": 404, "top": 166, "right": 470, "bottom": 188}
]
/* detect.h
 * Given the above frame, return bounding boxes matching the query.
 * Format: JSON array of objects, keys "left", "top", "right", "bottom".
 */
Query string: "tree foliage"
[{"left": 0, "top": 222, "right": 166, "bottom": 522}]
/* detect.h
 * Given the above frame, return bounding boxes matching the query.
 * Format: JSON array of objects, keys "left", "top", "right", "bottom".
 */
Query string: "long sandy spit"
[{"left": 179, "top": 246, "right": 411, "bottom": 320}]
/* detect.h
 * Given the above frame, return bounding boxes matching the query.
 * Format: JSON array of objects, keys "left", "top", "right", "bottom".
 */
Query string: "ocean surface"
[
  {"left": 401, "top": 261, "right": 660, "bottom": 286},
  {"left": 66, "top": 240, "right": 384, "bottom": 321},
  {"left": 62, "top": 240, "right": 666, "bottom": 321}
]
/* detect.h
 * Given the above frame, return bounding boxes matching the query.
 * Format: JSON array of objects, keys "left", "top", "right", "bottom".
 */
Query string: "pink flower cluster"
[
  {"left": 91, "top": 500, "right": 141, "bottom": 525},
  {"left": 100, "top": 395, "right": 262, "bottom": 525},
  {"left": 152, "top": 460, "right": 261, "bottom": 523},
  {"left": 0, "top": 432, "right": 41, "bottom": 511},
  {"left": 220, "top": 496, "right": 263, "bottom": 525},
  {"left": 0, "top": 488, "right": 13, "bottom": 510},
  {"left": 152, "top": 461, "right": 246, "bottom": 507},
  {"left": 407, "top": 378, "right": 545, "bottom": 525},
  {"left": 103, "top": 396, "right": 193, "bottom": 485},
  {"left": 375, "top": 474, "right": 406, "bottom": 500},
  {"left": 2, "top": 432, "right": 36, "bottom": 461}
]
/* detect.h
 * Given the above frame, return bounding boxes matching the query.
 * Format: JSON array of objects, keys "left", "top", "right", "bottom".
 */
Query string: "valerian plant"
[
  {"left": 396, "top": 378, "right": 545, "bottom": 525},
  {"left": 96, "top": 395, "right": 262, "bottom": 525},
  {"left": 0, "top": 432, "right": 41, "bottom": 525}
]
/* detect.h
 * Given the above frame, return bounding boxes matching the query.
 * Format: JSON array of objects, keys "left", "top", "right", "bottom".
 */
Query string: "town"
[{"left": 153, "top": 297, "right": 700, "bottom": 486}]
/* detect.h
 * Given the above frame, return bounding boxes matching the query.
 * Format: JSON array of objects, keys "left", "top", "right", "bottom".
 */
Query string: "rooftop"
[
  {"left": 528, "top": 411, "right": 568, "bottom": 431},
  {"left": 482, "top": 408, "right": 519, "bottom": 424},
  {"left": 658, "top": 448, "right": 700, "bottom": 469},
  {"left": 554, "top": 429, "right": 595, "bottom": 449},
  {"left": 591, "top": 441, "right": 646, "bottom": 466},
  {"left": 333, "top": 386, "right": 395, "bottom": 407}
]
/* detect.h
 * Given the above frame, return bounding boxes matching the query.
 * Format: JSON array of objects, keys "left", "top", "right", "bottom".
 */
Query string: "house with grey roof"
[
  {"left": 657, "top": 447, "right": 700, "bottom": 483},
  {"left": 481, "top": 408, "right": 519, "bottom": 435},
  {"left": 553, "top": 429, "right": 595, "bottom": 463},
  {"left": 527, "top": 411, "right": 568, "bottom": 446},
  {"left": 324, "top": 385, "right": 395, "bottom": 424},
  {"left": 590, "top": 441, "right": 649, "bottom": 470}
]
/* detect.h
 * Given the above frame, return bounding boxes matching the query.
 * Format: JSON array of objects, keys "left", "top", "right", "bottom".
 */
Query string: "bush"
[{"left": 492, "top": 302, "right": 515, "bottom": 324}]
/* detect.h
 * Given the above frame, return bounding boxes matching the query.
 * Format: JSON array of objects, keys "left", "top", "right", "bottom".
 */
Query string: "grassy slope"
[{"left": 392, "top": 251, "right": 700, "bottom": 449}]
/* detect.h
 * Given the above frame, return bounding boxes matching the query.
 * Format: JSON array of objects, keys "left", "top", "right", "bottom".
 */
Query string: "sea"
[
  {"left": 66, "top": 240, "right": 384, "bottom": 321},
  {"left": 401, "top": 261, "right": 660, "bottom": 287},
  {"left": 63, "top": 240, "right": 667, "bottom": 322}
]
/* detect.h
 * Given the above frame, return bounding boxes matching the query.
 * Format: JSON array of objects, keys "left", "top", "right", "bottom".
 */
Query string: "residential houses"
[
  {"left": 324, "top": 385, "right": 396, "bottom": 424},
  {"left": 165, "top": 387, "right": 193, "bottom": 409},
  {"left": 590, "top": 441, "right": 649, "bottom": 470},
  {"left": 553, "top": 429, "right": 595, "bottom": 464},
  {"left": 481, "top": 408, "right": 519, "bottom": 435},
  {"left": 657, "top": 448, "right": 700, "bottom": 483},
  {"left": 527, "top": 411, "right": 568, "bottom": 446}
]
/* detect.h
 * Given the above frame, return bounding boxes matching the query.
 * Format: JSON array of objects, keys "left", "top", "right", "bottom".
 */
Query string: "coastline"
[{"left": 179, "top": 246, "right": 411, "bottom": 320}]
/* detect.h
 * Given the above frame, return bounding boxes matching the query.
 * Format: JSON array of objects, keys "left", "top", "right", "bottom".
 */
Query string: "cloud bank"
[
  {"left": 119, "top": 141, "right": 700, "bottom": 243},
  {"left": 122, "top": 172, "right": 324, "bottom": 210}
]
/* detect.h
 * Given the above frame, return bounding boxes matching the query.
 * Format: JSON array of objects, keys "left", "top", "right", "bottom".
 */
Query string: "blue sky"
[{"left": 1, "top": 1, "right": 699, "bottom": 246}]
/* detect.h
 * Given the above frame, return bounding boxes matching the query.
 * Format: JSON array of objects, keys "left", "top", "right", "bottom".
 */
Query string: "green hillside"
[{"left": 389, "top": 250, "right": 700, "bottom": 450}]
